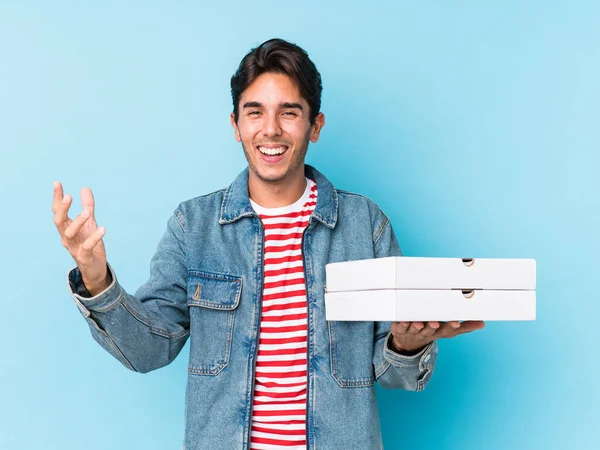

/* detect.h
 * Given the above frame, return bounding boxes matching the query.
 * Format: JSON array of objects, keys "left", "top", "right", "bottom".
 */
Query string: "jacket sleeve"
[
  {"left": 67, "top": 207, "right": 190, "bottom": 373},
  {"left": 370, "top": 211, "right": 438, "bottom": 391}
]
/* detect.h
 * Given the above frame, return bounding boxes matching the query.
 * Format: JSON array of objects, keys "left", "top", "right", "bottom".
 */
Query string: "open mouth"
[
  {"left": 257, "top": 145, "right": 288, "bottom": 156},
  {"left": 256, "top": 145, "right": 289, "bottom": 163}
]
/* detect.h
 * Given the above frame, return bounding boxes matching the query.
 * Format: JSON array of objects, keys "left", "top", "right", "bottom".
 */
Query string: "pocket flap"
[{"left": 187, "top": 271, "right": 242, "bottom": 310}]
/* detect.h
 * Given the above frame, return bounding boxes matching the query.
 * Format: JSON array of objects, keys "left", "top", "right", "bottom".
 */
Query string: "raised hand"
[{"left": 52, "top": 181, "right": 111, "bottom": 296}]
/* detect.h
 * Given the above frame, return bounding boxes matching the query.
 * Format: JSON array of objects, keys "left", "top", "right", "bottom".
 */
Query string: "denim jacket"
[{"left": 68, "top": 165, "right": 438, "bottom": 449}]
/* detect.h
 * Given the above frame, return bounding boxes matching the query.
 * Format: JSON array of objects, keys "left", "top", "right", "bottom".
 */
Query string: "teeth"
[{"left": 258, "top": 146, "right": 286, "bottom": 156}]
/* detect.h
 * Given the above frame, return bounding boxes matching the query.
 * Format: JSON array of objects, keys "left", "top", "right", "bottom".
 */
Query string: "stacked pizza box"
[{"left": 324, "top": 257, "right": 536, "bottom": 321}]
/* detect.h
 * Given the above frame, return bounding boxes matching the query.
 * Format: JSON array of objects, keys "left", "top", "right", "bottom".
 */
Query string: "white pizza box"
[
  {"left": 325, "top": 257, "right": 536, "bottom": 292},
  {"left": 324, "top": 289, "right": 536, "bottom": 321}
]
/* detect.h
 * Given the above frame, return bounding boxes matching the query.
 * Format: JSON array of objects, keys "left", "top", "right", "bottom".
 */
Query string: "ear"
[
  {"left": 309, "top": 112, "right": 325, "bottom": 143},
  {"left": 230, "top": 113, "right": 241, "bottom": 142}
]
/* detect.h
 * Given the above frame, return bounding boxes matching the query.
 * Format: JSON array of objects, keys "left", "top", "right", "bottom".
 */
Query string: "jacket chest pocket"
[
  {"left": 328, "top": 321, "right": 375, "bottom": 387},
  {"left": 186, "top": 272, "right": 242, "bottom": 376}
]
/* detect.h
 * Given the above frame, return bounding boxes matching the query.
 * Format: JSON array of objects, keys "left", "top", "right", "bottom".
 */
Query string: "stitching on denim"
[
  {"left": 328, "top": 321, "right": 375, "bottom": 388},
  {"left": 328, "top": 321, "right": 340, "bottom": 386},
  {"left": 73, "top": 297, "right": 91, "bottom": 318},
  {"left": 374, "top": 359, "right": 390, "bottom": 379},
  {"left": 416, "top": 368, "right": 431, "bottom": 392},
  {"left": 186, "top": 274, "right": 242, "bottom": 310},
  {"left": 186, "top": 272, "right": 239, "bottom": 376},
  {"left": 374, "top": 334, "right": 392, "bottom": 378},
  {"left": 373, "top": 216, "right": 390, "bottom": 246},
  {"left": 188, "top": 362, "right": 227, "bottom": 376},
  {"left": 302, "top": 229, "right": 317, "bottom": 445},
  {"left": 174, "top": 208, "right": 185, "bottom": 231},
  {"left": 219, "top": 185, "right": 231, "bottom": 222},
  {"left": 239, "top": 216, "right": 262, "bottom": 445},
  {"left": 86, "top": 316, "right": 136, "bottom": 371},
  {"left": 333, "top": 188, "right": 338, "bottom": 225},
  {"left": 335, "top": 189, "right": 370, "bottom": 197},
  {"left": 186, "top": 301, "right": 239, "bottom": 310},
  {"left": 375, "top": 359, "right": 391, "bottom": 380},
  {"left": 312, "top": 187, "right": 337, "bottom": 228},
  {"left": 93, "top": 290, "right": 125, "bottom": 313},
  {"left": 103, "top": 334, "right": 136, "bottom": 371},
  {"left": 187, "top": 307, "right": 236, "bottom": 376},
  {"left": 187, "top": 272, "right": 242, "bottom": 305},
  {"left": 188, "top": 270, "right": 243, "bottom": 283},
  {"left": 418, "top": 342, "right": 436, "bottom": 372},
  {"left": 120, "top": 296, "right": 188, "bottom": 340}
]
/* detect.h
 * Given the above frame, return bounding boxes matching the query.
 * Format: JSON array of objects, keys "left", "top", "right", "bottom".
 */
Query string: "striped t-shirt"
[{"left": 248, "top": 178, "right": 318, "bottom": 450}]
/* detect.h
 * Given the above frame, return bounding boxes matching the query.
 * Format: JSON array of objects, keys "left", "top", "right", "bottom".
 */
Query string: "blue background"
[{"left": 1, "top": 1, "right": 598, "bottom": 449}]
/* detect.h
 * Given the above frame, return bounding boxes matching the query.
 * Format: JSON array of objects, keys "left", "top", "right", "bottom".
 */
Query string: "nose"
[{"left": 262, "top": 113, "right": 282, "bottom": 137}]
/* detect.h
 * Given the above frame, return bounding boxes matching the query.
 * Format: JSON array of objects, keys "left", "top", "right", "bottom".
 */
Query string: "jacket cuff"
[
  {"left": 67, "top": 263, "right": 122, "bottom": 316},
  {"left": 383, "top": 332, "right": 438, "bottom": 370}
]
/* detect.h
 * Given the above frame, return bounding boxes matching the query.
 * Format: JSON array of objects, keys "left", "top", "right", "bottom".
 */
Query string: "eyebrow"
[
  {"left": 281, "top": 102, "right": 303, "bottom": 110},
  {"left": 242, "top": 101, "right": 304, "bottom": 111}
]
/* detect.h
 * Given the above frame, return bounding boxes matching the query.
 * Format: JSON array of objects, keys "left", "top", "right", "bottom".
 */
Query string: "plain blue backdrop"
[{"left": 1, "top": 1, "right": 598, "bottom": 449}]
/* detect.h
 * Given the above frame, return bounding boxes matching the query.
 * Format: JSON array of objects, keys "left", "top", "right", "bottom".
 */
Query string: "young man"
[{"left": 53, "top": 39, "right": 484, "bottom": 450}]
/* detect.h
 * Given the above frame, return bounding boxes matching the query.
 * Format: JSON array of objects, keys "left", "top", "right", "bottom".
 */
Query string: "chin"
[{"left": 255, "top": 170, "right": 289, "bottom": 183}]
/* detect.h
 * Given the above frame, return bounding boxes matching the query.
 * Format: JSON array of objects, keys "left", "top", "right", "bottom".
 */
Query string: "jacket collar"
[{"left": 219, "top": 164, "right": 338, "bottom": 229}]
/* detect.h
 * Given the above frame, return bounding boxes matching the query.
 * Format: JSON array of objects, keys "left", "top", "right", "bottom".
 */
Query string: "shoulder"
[
  {"left": 179, "top": 187, "right": 227, "bottom": 209},
  {"left": 331, "top": 187, "right": 401, "bottom": 255},
  {"left": 335, "top": 188, "right": 387, "bottom": 217},
  {"left": 333, "top": 188, "right": 391, "bottom": 240},
  {"left": 171, "top": 187, "right": 228, "bottom": 227}
]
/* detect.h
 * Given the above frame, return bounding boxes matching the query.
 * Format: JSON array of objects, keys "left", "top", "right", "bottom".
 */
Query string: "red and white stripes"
[{"left": 249, "top": 179, "right": 317, "bottom": 450}]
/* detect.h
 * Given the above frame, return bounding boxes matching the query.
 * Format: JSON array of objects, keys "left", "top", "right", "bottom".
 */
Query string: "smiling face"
[{"left": 231, "top": 72, "right": 324, "bottom": 202}]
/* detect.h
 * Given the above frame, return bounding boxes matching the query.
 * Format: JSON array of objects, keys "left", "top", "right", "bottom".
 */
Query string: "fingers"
[
  {"left": 392, "top": 321, "right": 440, "bottom": 338},
  {"left": 420, "top": 321, "right": 440, "bottom": 337},
  {"left": 80, "top": 187, "right": 97, "bottom": 224},
  {"left": 81, "top": 226, "right": 106, "bottom": 254},
  {"left": 446, "top": 321, "right": 485, "bottom": 336},
  {"left": 432, "top": 321, "right": 459, "bottom": 338},
  {"left": 408, "top": 322, "right": 424, "bottom": 334},
  {"left": 53, "top": 183, "right": 99, "bottom": 238},
  {"left": 53, "top": 191, "right": 73, "bottom": 235},
  {"left": 64, "top": 209, "right": 92, "bottom": 240},
  {"left": 395, "top": 322, "right": 410, "bottom": 334},
  {"left": 433, "top": 320, "right": 485, "bottom": 339},
  {"left": 392, "top": 319, "right": 467, "bottom": 352},
  {"left": 407, "top": 322, "right": 440, "bottom": 336},
  {"left": 391, "top": 319, "right": 484, "bottom": 353},
  {"left": 394, "top": 321, "right": 439, "bottom": 336},
  {"left": 457, "top": 321, "right": 486, "bottom": 333},
  {"left": 52, "top": 181, "right": 64, "bottom": 213}
]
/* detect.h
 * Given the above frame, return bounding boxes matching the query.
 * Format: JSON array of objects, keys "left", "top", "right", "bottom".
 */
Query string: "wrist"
[
  {"left": 83, "top": 272, "right": 112, "bottom": 297},
  {"left": 389, "top": 335, "right": 428, "bottom": 356}
]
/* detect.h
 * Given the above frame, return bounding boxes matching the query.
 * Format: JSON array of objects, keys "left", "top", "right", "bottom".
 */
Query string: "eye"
[
  {"left": 282, "top": 111, "right": 297, "bottom": 117},
  {"left": 248, "top": 110, "right": 261, "bottom": 116}
]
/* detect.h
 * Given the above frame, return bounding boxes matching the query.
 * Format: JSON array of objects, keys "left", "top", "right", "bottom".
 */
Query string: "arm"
[
  {"left": 68, "top": 210, "right": 190, "bottom": 373},
  {"left": 370, "top": 212, "right": 438, "bottom": 391}
]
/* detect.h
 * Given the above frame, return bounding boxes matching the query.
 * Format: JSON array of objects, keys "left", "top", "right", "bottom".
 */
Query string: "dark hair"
[{"left": 231, "top": 38, "right": 322, "bottom": 124}]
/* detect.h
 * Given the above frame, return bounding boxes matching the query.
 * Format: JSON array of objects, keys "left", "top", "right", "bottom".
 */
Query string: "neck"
[{"left": 249, "top": 168, "right": 307, "bottom": 208}]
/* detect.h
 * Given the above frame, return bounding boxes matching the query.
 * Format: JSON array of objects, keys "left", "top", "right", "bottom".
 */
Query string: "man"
[{"left": 52, "top": 38, "right": 484, "bottom": 449}]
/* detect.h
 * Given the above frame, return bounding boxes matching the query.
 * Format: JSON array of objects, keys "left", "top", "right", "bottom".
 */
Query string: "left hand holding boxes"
[{"left": 324, "top": 257, "right": 536, "bottom": 353}]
